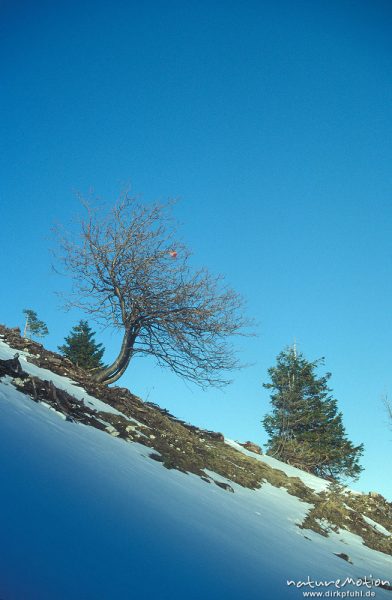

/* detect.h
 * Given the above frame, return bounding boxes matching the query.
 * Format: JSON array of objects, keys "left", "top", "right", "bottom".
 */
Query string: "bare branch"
[
  {"left": 54, "top": 193, "right": 254, "bottom": 386},
  {"left": 382, "top": 393, "right": 392, "bottom": 430}
]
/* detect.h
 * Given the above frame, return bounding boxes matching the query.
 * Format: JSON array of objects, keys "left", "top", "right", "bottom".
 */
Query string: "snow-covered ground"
[{"left": 0, "top": 340, "right": 391, "bottom": 599}]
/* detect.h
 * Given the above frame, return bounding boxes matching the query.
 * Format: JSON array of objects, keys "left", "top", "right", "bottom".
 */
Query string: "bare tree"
[{"left": 55, "top": 194, "right": 252, "bottom": 386}]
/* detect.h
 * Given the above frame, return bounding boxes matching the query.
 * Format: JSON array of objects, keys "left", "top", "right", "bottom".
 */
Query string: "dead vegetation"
[{"left": 299, "top": 483, "right": 392, "bottom": 555}]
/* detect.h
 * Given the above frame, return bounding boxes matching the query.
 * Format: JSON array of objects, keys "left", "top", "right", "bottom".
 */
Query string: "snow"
[
  {"left": 362, "top": 515, "right": 391, "bottom": 537},
  {"left": 225, "top": 439, "right": 330, "bottom": 493},
  {"left": 0, "top": 340, "right": 391, "bottom": 599}
]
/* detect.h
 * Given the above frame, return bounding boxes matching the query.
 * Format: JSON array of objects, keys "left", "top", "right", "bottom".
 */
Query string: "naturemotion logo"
[{"left": 287, "top": 575, "right": 391, "bottom": 597}]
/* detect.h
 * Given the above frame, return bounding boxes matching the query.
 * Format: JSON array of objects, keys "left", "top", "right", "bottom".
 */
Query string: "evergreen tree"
[
  {"left": 262, "top": 346, "right": 364, "bottom": 481},
  {"left": 58, "top": 320, "right": 105, "bottom": 370},
  {"left": 23, "top": 309, "right": 49, "bottom": 339}
]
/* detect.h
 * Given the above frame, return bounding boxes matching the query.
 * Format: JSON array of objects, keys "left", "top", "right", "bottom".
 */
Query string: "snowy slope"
[
  {"left": 226, "top": 439, "right": 331, "bottom": 493},
  {"left": 0, "top": 340, "right": 391, "bottom": 600}
]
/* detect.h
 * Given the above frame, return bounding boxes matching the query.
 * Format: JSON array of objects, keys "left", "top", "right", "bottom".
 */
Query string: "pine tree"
[
  {"left": 262, "top": 346, "right": 364, "bottom": 481},
  {"left": 58, "top": 320, "right": 105, "bottom": 370},
  {"left": 23, "top": 309, "right": 49, "bottom": 339}
]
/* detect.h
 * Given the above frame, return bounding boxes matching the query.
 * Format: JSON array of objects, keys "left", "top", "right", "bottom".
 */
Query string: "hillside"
[{"left": 0, "top": 324, "right": 391, "bottom": 599}]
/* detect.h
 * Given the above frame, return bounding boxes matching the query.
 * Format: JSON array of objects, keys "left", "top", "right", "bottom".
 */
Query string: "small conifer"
[{"left": 58, "top": 320, "right": 105, "bottom": 370}]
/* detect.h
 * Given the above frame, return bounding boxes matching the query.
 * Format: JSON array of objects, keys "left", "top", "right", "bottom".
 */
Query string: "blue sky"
[{"left": 1, "top": 0, "right": 392, "bottom": 497}]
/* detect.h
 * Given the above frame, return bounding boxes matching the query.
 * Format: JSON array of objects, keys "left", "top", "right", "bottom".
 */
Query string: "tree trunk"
[
  {"left": 23, "top": 317, "right": 29, "bottom": 339},
  {"left": 92, "top": 328, "right": 136, "bottom": 384}
]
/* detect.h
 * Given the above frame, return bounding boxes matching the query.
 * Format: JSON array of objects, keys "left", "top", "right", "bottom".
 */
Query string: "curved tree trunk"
[{"left": 93, "top": 328, "right": 137, "bottom": 384}]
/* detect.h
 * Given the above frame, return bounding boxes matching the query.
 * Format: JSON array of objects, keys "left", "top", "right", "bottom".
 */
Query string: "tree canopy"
[
  {"left": 55, "top": 194, "right": 252, "bottom": 386},
  {"left": 23, "top": 309, "right": 49, "bottom": 340},
  {"left": 262, "top": 346, "right": 364, "bottom": 481}
]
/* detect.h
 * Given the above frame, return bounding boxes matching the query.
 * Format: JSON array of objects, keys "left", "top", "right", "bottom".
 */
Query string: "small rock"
[
  {"left": 334, "top": 553, "right": 352, "bottom": 564},
  {"left": 0, "top": 354, "right": 26, "bottom": 379},
  {"left": 240, "top": 441, "right": 263, "bottom": 455},
  {"left": 149, "top": 453, "right": 164, "bottom": 462},
  {"left": 214, "top": 480, "right": 234, "bottom": 493}
]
